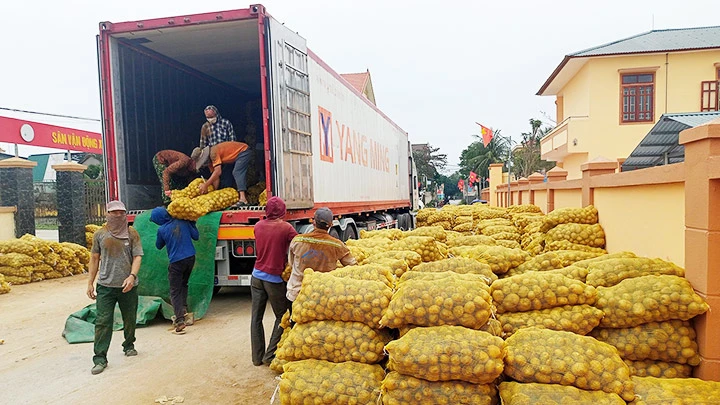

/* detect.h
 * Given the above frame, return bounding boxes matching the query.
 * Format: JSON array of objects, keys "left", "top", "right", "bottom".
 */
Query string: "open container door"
[{"left": 265, "top": 16, "right": 314, "bottom": 209}]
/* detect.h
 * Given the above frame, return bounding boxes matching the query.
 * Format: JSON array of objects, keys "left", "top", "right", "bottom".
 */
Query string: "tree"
[
  {"left": 84, "top": 165, "right": 102, "bottom": 180},
  {"left": 412, "top": 143, "right": 447, "bottom": 189},
  {"left": 459, "top": 129, "right": 511, "bottom": 182},
  {"left": 434, "top": 172, "right": 461, "bottom": 199},
  {"left": 511, "top": 119, "right": 555, "bottom": 178}
]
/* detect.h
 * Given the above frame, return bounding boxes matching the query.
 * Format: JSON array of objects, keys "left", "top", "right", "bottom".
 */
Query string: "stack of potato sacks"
[
  {"left": 0, "top": 234, "right": 90, "bottom": 293},
  {"left": 167, "top": 178, "right": 239, "bottom": 220}
]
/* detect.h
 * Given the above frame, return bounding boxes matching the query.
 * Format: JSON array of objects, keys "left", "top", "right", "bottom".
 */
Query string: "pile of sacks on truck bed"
[{"left": 271, "top": 203, "right": 719, "bottom": 404}]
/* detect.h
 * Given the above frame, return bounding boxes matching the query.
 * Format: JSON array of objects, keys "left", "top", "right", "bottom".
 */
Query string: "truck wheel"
[
  {"left": 329, "top": 226, "right": 341, "bottom": 240},
  {"left": 398, "top": 213, "right": 411, "bottom": 231},
  {"left": 341, "top": 225, "right": 358, "bottom": 241}
]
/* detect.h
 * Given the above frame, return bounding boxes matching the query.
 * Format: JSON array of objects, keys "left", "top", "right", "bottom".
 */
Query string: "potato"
[
  {"left": 491, "top": 272, "right": 597, "bottom": 313},
  {"left": 381, "top": 371, "right": 497, "bottom": 405}
]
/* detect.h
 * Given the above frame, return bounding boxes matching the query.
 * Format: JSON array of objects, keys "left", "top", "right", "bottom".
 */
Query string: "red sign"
[{"left": 0, "top": 116, "right": 103, "bottom": 153}]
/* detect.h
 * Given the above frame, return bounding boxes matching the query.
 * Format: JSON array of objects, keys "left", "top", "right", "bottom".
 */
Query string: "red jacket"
[{"left": 253, "top": 219, "right": 297, "bottom": 275}]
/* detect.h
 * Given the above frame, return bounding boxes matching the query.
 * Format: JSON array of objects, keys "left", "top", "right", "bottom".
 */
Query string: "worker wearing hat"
[
  {"left": 86, "top": 200, "right": 144, "bottom": 375},
  {"left": 191, "top": 140, "right": 252, "bottom": 207},
  {"left": 286, "top": 207, "right": 357, "bottom": 302}
]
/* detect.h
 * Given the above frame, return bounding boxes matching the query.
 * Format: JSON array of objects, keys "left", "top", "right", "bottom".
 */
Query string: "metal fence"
[{"left": 33, "top": 180, "right": 107, "bottom": 228}]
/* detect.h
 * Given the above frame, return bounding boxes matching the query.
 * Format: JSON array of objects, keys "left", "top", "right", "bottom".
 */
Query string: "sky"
[{"left": 0, "top": 0, "right": 717, "bottom": 170}]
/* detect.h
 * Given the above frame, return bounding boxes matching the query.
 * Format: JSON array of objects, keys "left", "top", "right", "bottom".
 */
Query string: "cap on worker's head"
[
  {"left": 204, "top": 105, "right": 218, "bottom": 115},
  {"left": 313, "top": 207, "right": 333, "bottom": 229},
  {"left": 265, "top": 196, "right": 286, "bottom": 220},
  {"left": 106, "top": 200, "right": 127, "bottom": 212},
  {"left": 191, "top": 146, "right": 210, "bottom": 168}
]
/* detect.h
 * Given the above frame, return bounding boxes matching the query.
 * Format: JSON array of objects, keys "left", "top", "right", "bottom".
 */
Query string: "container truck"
[{"left": 97, "top": 4, "right": 419, "bottom": 288}]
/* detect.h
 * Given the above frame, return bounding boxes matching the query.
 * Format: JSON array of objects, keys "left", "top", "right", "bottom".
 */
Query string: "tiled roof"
[
  {"left": 572, "top": 26, "right": 720, "bottom": 57},
  {"left": 340, "top": 72, "right": 369, "bottom": 93}
]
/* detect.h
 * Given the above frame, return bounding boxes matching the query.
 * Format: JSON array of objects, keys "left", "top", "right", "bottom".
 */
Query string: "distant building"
[
  {"left": 538, "top": 26, "right": 720, "bottom": 179},
  {"left": 341, "top": 70, "right": 377, "bottom": 105},
  {"left": 28, "top": 152, "right": 101, "bottom": 182}
]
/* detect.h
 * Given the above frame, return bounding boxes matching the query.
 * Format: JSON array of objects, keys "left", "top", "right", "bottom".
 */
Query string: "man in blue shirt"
[{"left": 150, "top": 206, "right": 200, "bottom": 334}]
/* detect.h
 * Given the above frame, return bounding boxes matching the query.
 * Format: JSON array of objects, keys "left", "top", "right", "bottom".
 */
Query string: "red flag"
[
  {"left": 468, "top": 171, "right": 478, "bottom": 184},
  {"left": 476, "top": 122, "right": 494, "bottom": 147},
  {"left": 457, "top": 178, "right": 465, "bottom": 191}
]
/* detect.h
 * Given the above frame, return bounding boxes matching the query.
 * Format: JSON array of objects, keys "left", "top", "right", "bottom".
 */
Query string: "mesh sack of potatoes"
[
  {"left": 491, "top": 272, "right": 597, "bottom": 313},
  {"left": 68, "top": 258, "right": 85, "bottom": 275},
  {"left": 427, "top": 210, "right": 453, "bottom": 226},
  {"left": 623, "top": 360, "right": 692, "bottom": 379},
  {"left": 170, "top": 178, "right": 212, "bottom": 200},
  {"left": 446, "top": 234, "right": 497, "bottom": 248},
  {"left": 276, "top": 320, "right": 392, "bottom": 364},
  {"left": 507, "top": 204, "right": 544, "bottom": 214},
  {"left": 359, "top": 228, "right": 404, "bottom": 240},
  {"left": 416, "top": 208, "right": 436, "bottom": 225},
  {"left": 629, "top": 376, "right": 720, "bottom": 405},
  {"left": 20, "top": 234, "right": 52, "bottom": 255},
  {"left": 545, "top": 223, "right": 606, "bottom": 248},
  {"left": 513, "top": 250, "right": 602, "bottom": 274},
  {"left": 194, "top": 188, "right": 239, "bottom": 212},
  {"left": 167, "top": 197, "right": 209, "bottom": 221},
  {"left": 396, "top": 318, "right": 504, "bottom": 338},
  {"left": 365, "top": 250, "right": 422, "bottom": 269},
  {"left": 85, "top": 232, "right": 94, "bottom": 249},
  {"left": 523, "top": 234, "right": 545, "bottom": 256},
  {"left": 473, "top": 207, "right": 509, "bottom": 222},
  {"left": 4, "top": 275, "right": 31, "bottom": 284},
  {"left": 257, "top": 189, "right": 267, "bottom": 206},
  {"left": 0, "top": 253, "right": 36, "bottom": 268},
  {"left": 291, "top": 269, "right": 392, "bottom": 327},
  {"left": 477, "top": 246, "right": 529, "bottom": 275},
  {"left": 475, "top": 218, "right": 514, "bottom": 232},
  {"left": 481, "top": 225, "right": 519, "bottom": 236},
  {"left": 505, "top": 328, "right": 635, "bottom": 401},
  {"left": 513, "top": 213, "right": 545, "bottom": 230},
  {"left": 545, "top": 240, "right": 608, "bottom": 254},
  {"left": 43, "top": 252, "right": 60, "bottom": 267},
  {"left": 596, "top": 275, "right": 709, "bottom": 328},
  {"left": 572, "top": 251, "right": 638, "bottom": 268},
  {"left": 452, "top": 222, "right": 474, "bottom": 233},
  {"left": 0, "top": 239, "right": 39, "bottom": 257},
  {"left": 498, "top": 381, "right": 626, "bottom": 405},
  {"left": 412, "top": 257, "right": 496, "bottom": 284},
  {"left": 389, "top": 236, "right": 445, "bottom": 262},
  {"left": 453, "top": 214, "right": 473, "bottom": 225},
  {"left": 540, "top": 265, "right": 590, "bottom": 282},
  {"left": 371, "top": 258, "right": 409, "bottom": 277},
  {"left": 405, "top": 226, "right": 447, "bottom": 242},
  {"left": 347, "top": 246, "right": 372, "bottom": 264},
  {"left": 85, "top": 224, "right": 101, "bottom": 233},
  {"left": 494, "top": 239, "right": 522, "bottom": 249},
  {"left": 381, "top": 371, "right": 497, "bottom": 405},
  {"left": 332, "top": 264, "right": 394, "bottom": 288},
  {"left": 50, "top": 242, "right": 75, "bottom": 262},
  {"left": 586, "top": 258, "right": 685, "bottom": 288},
  {"left": 397, "top": 270, "right": 495, "bottom": 287},
  {"left": 385, "top": 325, "right": 506, "bottom": 384},
  {"left": 279, "top": 359, "right": 384, "bottom": 405},
  {"left": 489, "top": 232, "right": 522, "bottom": 244},
  {"left": 60, "top": 242, "right": 91, "bottom": 265},
  {"left": 381, "top": 273, "right": 493, "bottom": 329},
  {"left": 33, "top": 263, "right": 54, "bottom": 275},
  {"left": 270, "top": 311, "right": 292, "bottom": 373},
  {"left": 346, "top": 237, "right": 392, "bottom": 251},
  {"left": 540, "top": 205, "right": 599, "bottom": 233},
  {"left": 590, "top": 320, "right": 701, "bottom": 365},
  {"left": 0, "top": 279, "right": 10, "bottom": 294},
  {"left": 443, "top": 230, "right": 463, "bottom": 241},
  {"left": 31, "top": 272, "right": 45, "bottom": 282},
  {"left": 44, "top": 271, "right": 63, "bottom": 279},
  {"left": 435, "top": 221, "right": 454, "bottom": 230},
  {"left": 497, "top": 304, "right": 604, "bottom": 337}
]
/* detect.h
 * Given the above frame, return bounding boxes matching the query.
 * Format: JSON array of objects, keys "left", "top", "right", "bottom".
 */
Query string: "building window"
[
  {"left": 700, "top": 69, "right": 720, "bottom": 112},
  {"left": 621, "top": 73, "right": 654, "bottom": 123}
]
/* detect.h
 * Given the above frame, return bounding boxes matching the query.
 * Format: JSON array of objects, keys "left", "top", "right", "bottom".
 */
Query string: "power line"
[{"left": 0, "top": 107, "right": 100, "bottom": 122}]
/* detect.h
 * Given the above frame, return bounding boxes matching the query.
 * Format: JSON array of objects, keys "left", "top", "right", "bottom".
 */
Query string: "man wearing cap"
[
  {"left": 152, "top": 149, "right": 199, "bottom": 203},
  {"left": 191, "top": 141, "right": 252, "bottom": 206},
  {"left": 286, "top": 207, "right": 357, "bottom": 302},
  {"left": 86, "top": 200, "right": 144, "bottom": 375},
  {"left": 250, "top": 196, "right": 298, "bottom": 366},
  {"left": 200, "top": 105, "right": 236, "bottom": 148}
]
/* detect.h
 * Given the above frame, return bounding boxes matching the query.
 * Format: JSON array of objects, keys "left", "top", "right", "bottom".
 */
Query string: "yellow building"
[{"left": 538, "top": 26, "right": 720, "bottom": 179}]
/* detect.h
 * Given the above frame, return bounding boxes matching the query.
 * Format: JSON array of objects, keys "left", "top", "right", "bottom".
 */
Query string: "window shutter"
[{"left": 701, "top": 80, "right": 719, "bottom": 112}]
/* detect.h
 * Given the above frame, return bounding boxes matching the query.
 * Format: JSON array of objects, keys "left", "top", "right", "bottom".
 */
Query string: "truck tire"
[
  {"left": 398, "top": 213, "right": 411, "bottom": 231},
  {"left": 341, "top": 225, "right": 358, "bottom": 241},
  {"left": 329, "top": 226, "right": 341, "bottom": 240}
]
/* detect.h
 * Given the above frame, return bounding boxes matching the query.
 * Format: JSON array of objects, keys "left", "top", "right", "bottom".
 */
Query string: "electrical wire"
[{"left": 0, "top": 106, "right": 100, "bottom": 122}]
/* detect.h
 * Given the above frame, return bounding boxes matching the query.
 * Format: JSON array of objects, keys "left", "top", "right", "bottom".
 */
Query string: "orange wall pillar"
[
  {"left": 528, "top": 172, "right": 545, "bottom": 205},
  {"left": 546, "top": 166, "right": 568, "bottom": 213},
  {"left": 581, "top": 158, "right": 618, "bottom": 207},
  {"left": 679, "top": 118, "right": 720, "bottom": 381},
  {"left": 488, "top": 163, "right": 504, "bottom": 207}
]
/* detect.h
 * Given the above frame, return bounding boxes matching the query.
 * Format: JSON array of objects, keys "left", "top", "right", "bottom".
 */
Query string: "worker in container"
[
  {"left": 286, "top": 208, "right": 357, "bottom": 302},
  {"left": 200, "top": 105, "right": 236, "bottom": 148},
  {"left": 152, "top": 149, "right": 199, "bottom": 204},
  {"left": 191, "top": 141, "right": 252, "bottom": 206},
  {"left": 250, "top": 196, "right": 298, "bottom": 366}
]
